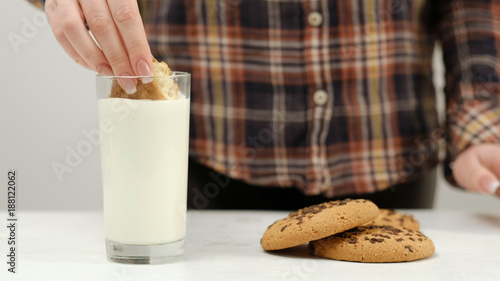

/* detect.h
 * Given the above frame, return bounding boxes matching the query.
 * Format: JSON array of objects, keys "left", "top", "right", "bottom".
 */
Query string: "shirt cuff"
[{"left": 445, "top": 98, "right": 500, "bottom": 185}]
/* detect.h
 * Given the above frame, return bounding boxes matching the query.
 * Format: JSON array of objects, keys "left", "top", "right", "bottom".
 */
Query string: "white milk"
[{"left": 98, "top": 98, "right": 190, "bottom": 245}]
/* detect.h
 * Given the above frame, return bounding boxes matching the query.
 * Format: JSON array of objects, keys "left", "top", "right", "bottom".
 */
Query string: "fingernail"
[
  {"left": 137, "top": 59, "right": 153, "bottom": 84},
  {"left": 486, "top": 181, "right": 500, "bottom": 194},
  {"left": 97, "top": 64, "right": 114, "bottom": 76},
  {"left": 119, "top": 73, "right": 137, "bottom": 94}
]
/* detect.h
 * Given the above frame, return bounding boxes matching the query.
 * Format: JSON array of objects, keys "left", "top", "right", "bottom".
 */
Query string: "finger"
[
  {"left": 57, "top": 0, "right": 108, "bottom": 66},
  {"left": 475, "top": 144, "right": 500, "bottom": 195},
  {"left": 473, "top": 166, "right": 499, "bottom": 195},
  {"left": 78, "top": 0, "right": 138, "bottom": 92},
  {"left": 52, "top": 22, "right": 95, "bottom": 71},
  {"left": 453, "top": 149, "right": 500, "bottom": 195},
  {"left": 57, "top": 0, "right": 121, "bottom": 79},
  {"left": 46, "top": 0, "right": 93, "bottom": 71},
  {"left": 476, "top": 143, "right": 500, "bottom": 178},
  {"left": 107, "top": 0, "right": 153, "bottom": 83}
]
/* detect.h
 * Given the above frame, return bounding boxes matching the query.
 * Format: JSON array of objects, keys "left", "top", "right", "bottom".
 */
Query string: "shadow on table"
[
  {"left": 475, "top": 213, "right": 500, "bottom": 229},
  {"left": 265, "top": 244, "right": 318, "bottom": 259}
]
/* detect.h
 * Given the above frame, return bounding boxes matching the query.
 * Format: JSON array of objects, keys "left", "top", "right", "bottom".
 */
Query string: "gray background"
[{"left": 1, "top": 1, "right": 498, "bottom": 210}]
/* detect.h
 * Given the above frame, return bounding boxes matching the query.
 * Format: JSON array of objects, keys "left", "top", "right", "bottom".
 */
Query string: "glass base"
[{"left": 105, "top": 238, "right": 184, "bottom": 264}]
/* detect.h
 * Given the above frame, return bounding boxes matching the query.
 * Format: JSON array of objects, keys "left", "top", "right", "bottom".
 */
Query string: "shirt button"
[
  {"left": 307, "top": 12, "right": 323, "bottom": 27},
  {"left": 313, "top": 90, "right": 328, "bottom": 105}
]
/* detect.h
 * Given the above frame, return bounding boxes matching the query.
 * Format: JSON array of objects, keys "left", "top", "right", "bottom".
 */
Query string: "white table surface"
[{"left": 1, "top": 210, "right": 500, "bottom": 281}]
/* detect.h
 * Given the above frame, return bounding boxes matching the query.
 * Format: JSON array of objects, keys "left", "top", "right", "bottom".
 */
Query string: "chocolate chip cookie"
[
  {"left": 261, "top": 199, "right": 379, "bottom": 251},
  {"left": 364, "top": 209, "right": 420, "bottom": 231},
  {"left": 310, "top": 225, "right": 435, "bottom": 262}
]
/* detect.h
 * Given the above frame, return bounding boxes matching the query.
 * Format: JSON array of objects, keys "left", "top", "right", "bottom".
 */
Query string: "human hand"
[
  {"left": 452, "top": 143, "right": 500, "bottom": 197},
  {"left": 45, "top": 0, "right": 153, "bottom": 94}
]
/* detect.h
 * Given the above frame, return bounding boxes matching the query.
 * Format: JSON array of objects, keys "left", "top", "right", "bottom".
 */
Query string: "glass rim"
[{"left": 96, "top": 71, "right": 191, "bottom": 79}]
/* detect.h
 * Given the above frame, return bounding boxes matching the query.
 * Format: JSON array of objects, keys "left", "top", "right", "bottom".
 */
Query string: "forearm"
[{"left": 436, "top": 0, "right": 500, "bottom": 184}]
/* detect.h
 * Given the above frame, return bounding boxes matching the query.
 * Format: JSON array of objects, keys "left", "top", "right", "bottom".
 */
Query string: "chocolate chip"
[
  {"left": 347, "top": 238, "right": 358, "bottom": 244},
  {"left": 296, "top": 217, "right": 304, "bottom": 225},
  {"left": 380, "top": 225, "right": 403, "bottom": 235},
  {"left": 298, "top": 203, "right": 328, "bottom": 216},
  {"left": 370, "top": 238, "right": 384, "bottom": 243},
  {"left": 371, "top": 233, "right": 391, "bottom": 239},
  {"left": 339, "top": 199, "right": 352, "bottom": 205}
]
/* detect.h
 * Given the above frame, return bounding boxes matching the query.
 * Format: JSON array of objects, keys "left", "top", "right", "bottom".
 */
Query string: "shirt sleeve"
[
  {"left": 27, "top": 0, "right": 44, "bottom": 9},
  {"left": 435, "top": 0, "right": 500, "bottom": 186}
]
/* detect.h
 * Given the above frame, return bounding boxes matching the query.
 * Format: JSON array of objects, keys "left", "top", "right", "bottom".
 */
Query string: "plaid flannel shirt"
[{"left": 31, "top": 0, "right": 500, "bottom": 197}]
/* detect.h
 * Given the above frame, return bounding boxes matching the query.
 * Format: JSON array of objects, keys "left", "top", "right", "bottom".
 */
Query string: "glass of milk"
[{"left": 96, "top": 72, "right": 190, "bottom": 264}]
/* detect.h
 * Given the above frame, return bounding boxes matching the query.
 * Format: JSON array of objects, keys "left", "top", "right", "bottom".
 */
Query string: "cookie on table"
[
  {"left": 310, "top": 225, "right": 435, "bottom": 263},
  {"left": 261, "top": 199, "right": 379, "bottom": 251},
  {"left": 364, "top": 209, "right": 420, "bottom": 231}
]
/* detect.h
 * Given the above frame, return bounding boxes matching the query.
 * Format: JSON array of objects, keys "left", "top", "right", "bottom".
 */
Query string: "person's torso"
[{"left": 140, "top": 0, "right": 439, "bottom": 197}]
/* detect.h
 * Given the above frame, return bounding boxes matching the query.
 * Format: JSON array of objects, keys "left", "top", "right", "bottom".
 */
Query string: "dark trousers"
[{"left": 187, "top": 159, "right": 436, "bottom": 210}]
